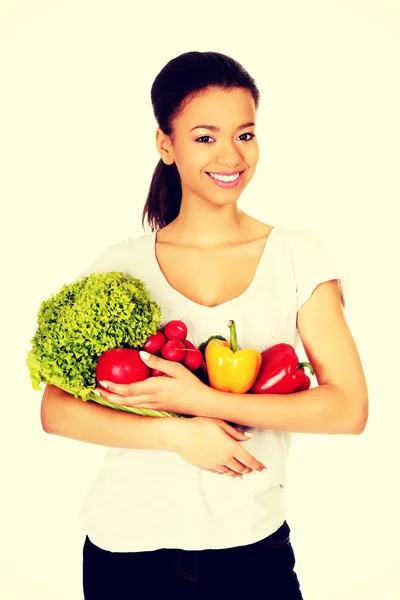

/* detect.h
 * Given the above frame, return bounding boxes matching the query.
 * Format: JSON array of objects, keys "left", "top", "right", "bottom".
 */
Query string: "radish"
[
  {"left": 143, "top": 331, "right": 166, "bottom": 355},
  {"left": 161, "top": 340, "right": 186, "bottom": 362},
  {"left": 152, "top": 368, "right": 167, "bottom": 377},
  {"left": 163, "top": 320, "right": 188, "bottom": 342},
  {"left": 96, "top": 348, "right": 151, "bottom": 388},
  {"left": 183, "top": 340, "right": 204, "bottom": 371}
]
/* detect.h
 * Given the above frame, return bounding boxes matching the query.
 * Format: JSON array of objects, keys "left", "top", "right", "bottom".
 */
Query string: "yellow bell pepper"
[{"left": 205, "top": 320, "right": 262, "bottom": 393}]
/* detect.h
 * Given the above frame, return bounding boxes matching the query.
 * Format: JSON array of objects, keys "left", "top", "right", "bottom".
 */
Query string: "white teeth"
[{"left": 209, "top": 172, "right": 240, "bottom": 182}]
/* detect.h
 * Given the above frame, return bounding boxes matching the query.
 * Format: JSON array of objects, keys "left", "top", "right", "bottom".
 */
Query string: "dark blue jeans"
[{"left": 82, "top": 521, "right": 303, "bottom": 599}]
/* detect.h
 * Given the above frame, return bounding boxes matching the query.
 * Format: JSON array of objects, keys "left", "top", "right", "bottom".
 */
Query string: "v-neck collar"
[{"left": 150, "top": 226, "right": 279, "bottom": 310}]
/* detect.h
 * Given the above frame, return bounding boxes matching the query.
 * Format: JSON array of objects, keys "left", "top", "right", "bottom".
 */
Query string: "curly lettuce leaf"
[{"left": 27, "top": 272, "right": 165, "bottom": 406}]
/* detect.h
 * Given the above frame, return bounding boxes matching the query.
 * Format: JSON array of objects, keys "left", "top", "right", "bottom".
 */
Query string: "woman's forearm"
[
  {"left": 41, "top": 384, "right": 184, "bottom": 451},
  {"left": 196, "top": 383, "right": 367, "bottom": 435}
]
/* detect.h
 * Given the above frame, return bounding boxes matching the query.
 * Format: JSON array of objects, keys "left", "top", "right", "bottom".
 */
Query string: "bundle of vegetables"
[
  {"left": 202, "top": 320, "right": 315, "bottom": 394},
  {"left": 96, "top": 319, "right": 205, "bottom": 391},
  {"left": 26, "top": 272, "right": 183, "bottom": 417}
]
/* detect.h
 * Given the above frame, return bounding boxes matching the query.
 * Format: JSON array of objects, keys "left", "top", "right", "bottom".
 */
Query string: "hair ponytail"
[
  {"left": 141, "top": 51, "right": 260, "bottom": 232},
  {"left": 142, "top": 159, "right": 182, "bottom": 232}
]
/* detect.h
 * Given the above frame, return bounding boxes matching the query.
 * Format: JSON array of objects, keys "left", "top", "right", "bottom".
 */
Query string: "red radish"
[
  {"left": 182, "top": 340, "right": 204, "bottom": 371},
  {"left": 152, "top": 368, "right": 167, "bottom": 377},
  {"left": 183, "top": 339, "right": 196, "bottom": 350},
  {"left": 143, "top": 331, "right": 166, "bottom": 355},
  {"left": 161, "top": 340, "right": 186, "bottom": 362},
  {"left": 96, "top": 348, "right": 151, "bottom": 388},
  {"left": 163, "top": 320, "right": 188, "bottom": 342}
]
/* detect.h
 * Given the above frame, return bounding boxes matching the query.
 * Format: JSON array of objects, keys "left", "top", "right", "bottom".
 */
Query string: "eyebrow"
[{"left": 189, "top": 122, "right": 255, "bottom": 132}]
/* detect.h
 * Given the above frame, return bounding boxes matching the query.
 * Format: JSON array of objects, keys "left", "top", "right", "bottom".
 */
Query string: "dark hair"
[{"left": 141, "top": 51, "right": 260, "bottom": 232}]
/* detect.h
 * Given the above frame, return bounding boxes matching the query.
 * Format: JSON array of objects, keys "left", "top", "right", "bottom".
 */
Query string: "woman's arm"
[
  {"left": 192, "top": 281, "right": 369, "bottom": 434},
  {"left": 41, "top": 384, "right": 182, "bottom": 451},
  {"left": 40, "top": 384, "right": 267, "bottom": 477}
]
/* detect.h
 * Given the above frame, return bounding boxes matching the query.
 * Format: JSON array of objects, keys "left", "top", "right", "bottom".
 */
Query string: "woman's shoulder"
[
  {"left": 280, "top": 225, "right": 334, "bottom": 255},
  {"left": 280, "top": 226, "right": 349, "bottom": 308},
  {"left": 272, "top": 223, "right": 327, "bottom": 248},
  {"left": 240, "top": 218, "right": 317, "bottom": 247},
  {"left": 100, "top": 231, "right": 154, "bottom": 256},
  {"left": 77, "top": 232, "right": 154, "bottom": 279}
]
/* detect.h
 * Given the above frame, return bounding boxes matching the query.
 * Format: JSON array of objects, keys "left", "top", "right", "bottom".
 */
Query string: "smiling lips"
[{"left": 206, "top": 170, "right": 245, "bottom": 188}]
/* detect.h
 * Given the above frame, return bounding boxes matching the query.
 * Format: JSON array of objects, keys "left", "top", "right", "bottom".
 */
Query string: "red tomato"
[{"left": 96, "top": 348, "right": 151, "bottom": 388}]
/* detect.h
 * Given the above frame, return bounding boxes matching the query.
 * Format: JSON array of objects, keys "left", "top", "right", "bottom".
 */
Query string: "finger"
[
  {"left": 93, "top": 388, "right": 149, "bottom": 408},
  {"left": 139, "top": 351, "right": 184, "bottom": 377},
  {"left": 218, "top": 466, "right": 242, "bottom": 478},
  {"left": 123, "top": 396, "right": 151, "bottom": 407},
  {"left": 97, "top": 378, "right": 153, "bottom": 396},
  {"left": 229, "top": 460, "right": 253, "bottom": 475},
  {"left": 204, "top": 469, "right": 228, "bottom": 475},
  {"left": 235, "top": 448, "right": 267, "bottom": 472},
  {"left": 225, "top": 457, "right": 255, "bottom": 475},
  {"left": 219, "top": 422, "right": 253, "bottom": 442},
  {"left": 93, "top": 388, "right": 125, "bottom": 403},
  {"left": 132, "top": 400, "right": 153, "bottom": 408}
]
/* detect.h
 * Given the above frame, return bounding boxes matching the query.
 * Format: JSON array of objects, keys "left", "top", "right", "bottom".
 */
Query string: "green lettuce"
[{"left": 27, "top": 272, "right": 163, "bottom": 407}]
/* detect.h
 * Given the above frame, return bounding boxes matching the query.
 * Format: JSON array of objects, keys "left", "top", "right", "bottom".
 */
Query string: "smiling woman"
[
  {"left": 192, "top": 121, "right": 255, "bottom": 187},
  {"left": 141, "top": 53, "right": 261, "bottom": 232},
  {"left": 40, "top": 50, "right": 367, "bottom": 600},
  {"left": 152, "top": 86, "right": 259, "bottom": 214}
]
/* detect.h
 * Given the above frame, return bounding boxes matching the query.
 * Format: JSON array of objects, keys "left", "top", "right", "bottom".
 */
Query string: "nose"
[{"left": 215, "top": 140, "right": 243, "bottom": 167}]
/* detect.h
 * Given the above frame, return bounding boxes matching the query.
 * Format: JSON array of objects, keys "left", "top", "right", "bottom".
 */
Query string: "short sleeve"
[
  {"left": 289, "top": 228, "right": 349, "bottom": 313},
  {"left": 76, "top": 238, "right": 134, "bottom": 281}
]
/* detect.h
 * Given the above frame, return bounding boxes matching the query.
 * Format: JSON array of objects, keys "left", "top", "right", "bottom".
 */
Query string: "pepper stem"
[
  {"left": 228, "top": 320, "right": 238, "bottom": 353},
  {"left": 296, "top": 361, "right": 315, "bottom": 376}
]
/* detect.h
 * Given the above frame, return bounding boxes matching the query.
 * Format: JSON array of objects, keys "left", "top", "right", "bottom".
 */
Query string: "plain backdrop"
[{"left": 1, "top": 1, "right": 399, "bottom": 599}]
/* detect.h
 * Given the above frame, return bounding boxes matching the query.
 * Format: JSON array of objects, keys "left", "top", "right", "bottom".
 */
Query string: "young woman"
[{"left": 41, "top": 51, "right": 368, "bottom": 599}]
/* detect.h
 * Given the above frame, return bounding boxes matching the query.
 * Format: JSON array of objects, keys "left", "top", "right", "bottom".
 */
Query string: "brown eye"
[
  {"left": 238, "top": 132, "right": 255, "bottom": 141},
  {"left": 195, "top": 132, "right": 255, "bottom": 144},
  {"left": 195, "top": 136, "right": 214, "bottom": 143}
]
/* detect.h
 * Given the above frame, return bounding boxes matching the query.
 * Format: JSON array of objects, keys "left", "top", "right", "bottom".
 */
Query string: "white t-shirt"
[{"left": 77, "top": 225, "right": 348, "bottom": 552}]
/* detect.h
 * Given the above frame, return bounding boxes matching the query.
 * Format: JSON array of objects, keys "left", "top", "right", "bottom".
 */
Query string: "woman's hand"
[
  {"left": 177, "top": 417, "right": 267, "bottom": 478},
  {"left": 94, "top": 351, "right": 211, "bottom": 416},
  {"left": 93, "top": 351, "right": 267, "bottom": 478}
]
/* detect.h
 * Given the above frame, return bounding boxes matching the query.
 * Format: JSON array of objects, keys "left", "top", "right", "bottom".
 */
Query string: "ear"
[{"left": 156, "top": 127, "right": 175, "bottom": 165}]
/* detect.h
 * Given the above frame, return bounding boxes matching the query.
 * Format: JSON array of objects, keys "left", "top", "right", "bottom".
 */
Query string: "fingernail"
[
  {"left": 139, "top": 351, "right": 151, "bottom": 360},
  {"left": 98, "top": 381, "right": 108, "bottom": 388},
  {"left": 244, "top": 432, "right": 252, "bottom": 438},
  {"left": 93, "top": 390, "right": 101, "bottom": 396}
]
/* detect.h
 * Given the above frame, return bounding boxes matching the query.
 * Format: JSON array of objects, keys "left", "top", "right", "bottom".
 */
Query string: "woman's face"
[{"left": 157, "top": 86, "right": 259, "bottom": 207}]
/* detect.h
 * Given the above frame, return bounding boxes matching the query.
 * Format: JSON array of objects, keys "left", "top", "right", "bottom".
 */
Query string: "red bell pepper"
[{"left": 250, "top": 343, "right": 314, "bottom": 394}]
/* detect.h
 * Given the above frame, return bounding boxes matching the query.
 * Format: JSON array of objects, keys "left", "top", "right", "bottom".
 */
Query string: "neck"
[{"left": 165, "top": 190, "right": 251, "bottom": 247}]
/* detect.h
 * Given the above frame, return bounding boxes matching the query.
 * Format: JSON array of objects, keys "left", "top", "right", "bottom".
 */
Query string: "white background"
[{"left": 1, "top": 1, "right": 399, "bottom": 598}]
